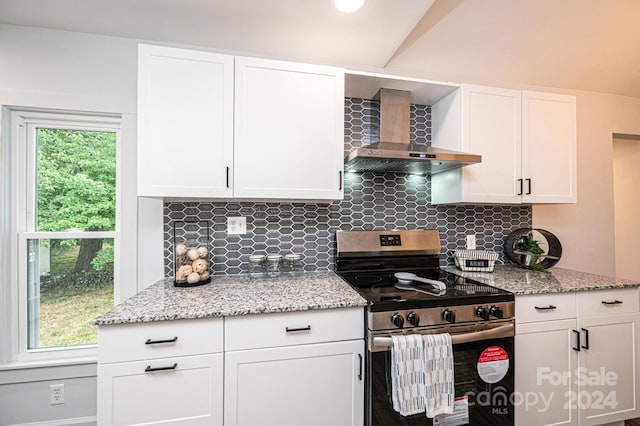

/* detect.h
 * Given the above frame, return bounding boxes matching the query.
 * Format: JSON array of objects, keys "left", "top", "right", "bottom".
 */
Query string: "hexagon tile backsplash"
[{"left": 163, "top": 98, "right": 531, "bottom": 276}]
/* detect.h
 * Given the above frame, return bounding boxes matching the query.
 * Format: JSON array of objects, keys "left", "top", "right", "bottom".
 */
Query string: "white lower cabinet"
[
  {"left": 577, "top": 313, "right": 639, "bottom": 425},
  {"left": 224, "top": 307, "right": 365, "bottom": 426},
  {"left": 97, "top": 308, "right": 365, "bottom": 425},
  {"left": 97, "top": 318, "right": 224, "bottom": 426},
  {"left": 224, "top": 340, "right": 364, "bottom": 426},
  {"left": 516, "top": 319, "right": 579, "bottom": 425},
  {"left": 515, "top": 289, "right": 640, "bottom": 426},
  {"left": 98, "top": 353, "right": 223, "bottom": 426}
]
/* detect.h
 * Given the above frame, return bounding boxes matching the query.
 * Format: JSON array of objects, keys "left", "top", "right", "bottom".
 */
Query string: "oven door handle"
[{"left": 373, "top": 323, "right": 515, "bottom": 348}]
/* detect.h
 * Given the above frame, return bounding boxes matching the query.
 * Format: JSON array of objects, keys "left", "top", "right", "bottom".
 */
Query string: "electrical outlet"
[
  {"left": 50, "top": 384, "right": 64, "bottom": 405},
  {"left": 466, "top": 234, "right": 476, "bottom": 250},
  {"left": 227, "top": 217, "right": 247, "bottom": 235}
]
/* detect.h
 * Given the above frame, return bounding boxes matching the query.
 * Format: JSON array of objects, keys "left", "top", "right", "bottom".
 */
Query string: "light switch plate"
[{"left": 227, "top": 217, "right": 247, "bottom": 235}]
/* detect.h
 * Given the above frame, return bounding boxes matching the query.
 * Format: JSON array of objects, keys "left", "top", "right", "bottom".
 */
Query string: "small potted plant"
[{"left": 514, "top": 233, "right": 546, "bottom": 272}]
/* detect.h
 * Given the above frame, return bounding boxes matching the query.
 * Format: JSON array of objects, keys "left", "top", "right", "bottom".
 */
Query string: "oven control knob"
[
  {"left": 475, "top": 306, "right": 490, "bottom": 320},
  {"left": 442, "top": 309, "right": 456, "bottom": 324},
  {"left": 489, "top": 305, "right": 504, "bottom": 319},
  {"left": 407, "top": 312, "right": 420, "bottom": 327},
  {"left": 391, "top": 313, "right": 405, "bottom": 328}
]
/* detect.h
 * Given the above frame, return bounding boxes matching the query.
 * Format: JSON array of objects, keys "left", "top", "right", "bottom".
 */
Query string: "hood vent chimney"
[{"left": 344, "top": 88, "right": 481, "bottom": 175}]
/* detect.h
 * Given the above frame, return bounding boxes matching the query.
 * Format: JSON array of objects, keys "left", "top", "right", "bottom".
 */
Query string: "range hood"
[{"left": 344, "top": 89, "right": 481, "bottom": 175}]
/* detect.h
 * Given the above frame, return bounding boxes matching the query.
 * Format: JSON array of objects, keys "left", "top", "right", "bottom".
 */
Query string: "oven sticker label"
[
  {"left": 477, "top": 346, "right": 509, "bottom": 384},
  {"left": 433, "top": 396, "right": 469, "bottom": 426}
]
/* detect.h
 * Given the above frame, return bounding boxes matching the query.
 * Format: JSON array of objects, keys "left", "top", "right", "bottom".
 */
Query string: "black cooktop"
[{"left": 338, "top": 269, "right": 514, "bottom": 312}]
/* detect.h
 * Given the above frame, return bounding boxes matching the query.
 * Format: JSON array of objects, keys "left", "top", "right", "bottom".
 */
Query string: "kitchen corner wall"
[{"left": 164, "top": 98, "right": 531, "bottom": 275}]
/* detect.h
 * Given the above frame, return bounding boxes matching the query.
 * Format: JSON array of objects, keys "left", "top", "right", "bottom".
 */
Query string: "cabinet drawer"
[
  {"left": 98, "top": 318, "right": 223, "bottom": 364},
  {"left": 225, "top": 307, "right": 364, "bottom": 351},
  {"left": 577, "top": 288, "right": 639, "bottom": 317},
  {"left": 98, "top": 353, "right": 223, "bottom": 426},
  {"left": 516, "top": 292, "right": 576, "bottom": 323}
]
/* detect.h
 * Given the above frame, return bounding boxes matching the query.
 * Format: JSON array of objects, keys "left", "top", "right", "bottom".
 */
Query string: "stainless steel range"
[{"left": 335, "top": 229, "right": 515, "bottom": 426}]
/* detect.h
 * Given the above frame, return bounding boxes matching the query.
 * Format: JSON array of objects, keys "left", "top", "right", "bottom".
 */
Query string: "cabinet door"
[
  {"left": 578, "top": 313, "right": 640, "bottom": 426},
  {"left": 97, "top": 353, "right": 223, "bottom": 426},
  {"left": 522, "top": 91, "right": 577, "bottom": 203},
  {"left": 515, "top": 319, "right": 578, "bottom": 426},
  {"left": 464, "top": 85, "right": 522, "bottom": 204},
  {"left": 233, "top": 57, "right": 344, "bottom": 200},
  {"left": 432, "top": 85, "right": 521, "bottom": 204},
  {"left": 138, "top": 44, "right": 234, "bottom": 198},
  {"left": 224, "top": 340, "right": 364, "bottom": 426}
]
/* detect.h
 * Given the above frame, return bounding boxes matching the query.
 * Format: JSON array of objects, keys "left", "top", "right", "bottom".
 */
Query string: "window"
[{"left": 13, "top": 110, "right": 121, "bottom": 362}]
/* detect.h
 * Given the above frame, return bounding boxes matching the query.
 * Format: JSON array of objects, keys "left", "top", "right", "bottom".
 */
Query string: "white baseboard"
[{"left": 9, "top": 416, "right": 96, "bottom": 426}]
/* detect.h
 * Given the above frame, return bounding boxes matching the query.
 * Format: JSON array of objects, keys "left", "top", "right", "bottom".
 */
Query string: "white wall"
[
  {"left": 533, "top": 92, "right": 640, "bottom": 277},
  {"left": 612, "top": 136, "right": 640, "bottom": 280},
  {"left": 0, "top": 24, "right": 162, "bottom": 425},
  {"left": 0, "top": 24, "right": 136, "bottom": 113}
]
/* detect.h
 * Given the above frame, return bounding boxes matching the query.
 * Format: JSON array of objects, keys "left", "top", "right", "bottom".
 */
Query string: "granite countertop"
[
  {"left": 94, "top": 272, "right": 367, "bottom": 326},
  {"left": 445, "top": 265, "right": 640, "bottom": 295}
]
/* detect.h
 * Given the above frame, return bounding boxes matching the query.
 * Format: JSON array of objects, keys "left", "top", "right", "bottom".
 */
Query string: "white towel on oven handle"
[
  {"left": 390, "top": 334, "right": 426, "bottom": 416},
  {"left": 423, "top": 333, "right": 455, "bottom": 418}
]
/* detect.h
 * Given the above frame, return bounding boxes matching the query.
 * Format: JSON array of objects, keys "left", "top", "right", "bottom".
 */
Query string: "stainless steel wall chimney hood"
[{"left": 344, "top": 88, "right": 481, "bottom": 175}]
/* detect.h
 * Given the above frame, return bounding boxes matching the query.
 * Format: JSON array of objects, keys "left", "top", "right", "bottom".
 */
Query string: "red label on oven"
[{"left": 477, "top": 346, "right": 509, "bottom": 384}]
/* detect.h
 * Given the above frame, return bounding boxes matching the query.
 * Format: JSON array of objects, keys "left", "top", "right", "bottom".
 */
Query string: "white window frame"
[{"left": 12, "top": 109, "right": 121, "bottom": 363}]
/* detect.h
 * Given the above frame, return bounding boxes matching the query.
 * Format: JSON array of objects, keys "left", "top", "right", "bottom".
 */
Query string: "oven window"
[{"left": 367, "top": 338, "right": 514, "bottom": 426}]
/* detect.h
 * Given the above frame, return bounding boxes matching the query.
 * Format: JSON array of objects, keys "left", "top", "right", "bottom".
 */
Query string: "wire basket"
[{"left": 453, "top": 250, "right": 499, "bottom": 272}]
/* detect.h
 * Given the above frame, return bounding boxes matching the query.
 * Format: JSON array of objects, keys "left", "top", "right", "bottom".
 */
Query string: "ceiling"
[{"left": 1, "top": 0, "right": 639, "bottom": 98}]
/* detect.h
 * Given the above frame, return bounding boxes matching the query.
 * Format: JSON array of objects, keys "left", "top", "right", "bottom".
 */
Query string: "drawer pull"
[
  {"left": 145, "top": 363, "right": 178, "bottom": 373},
  {"left": 534, "top": 305, "right": 557, "bottom": 311},
  {"left": 286, "top": 325, "right": 311, "bottom": 333},
  {"left": 601, "top": 300, "right": 623, "bottom": 305},
  {"left": 145, "top": 336, "right": 178, "bottom": 345}
]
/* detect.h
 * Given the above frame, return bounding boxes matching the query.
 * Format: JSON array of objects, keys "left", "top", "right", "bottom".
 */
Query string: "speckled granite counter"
[
  {"left": 444, "top": 265, "right": 640, "bottom": 295},
  {"left": 94, "top": 272, "right": 367, "bottom": 325}
]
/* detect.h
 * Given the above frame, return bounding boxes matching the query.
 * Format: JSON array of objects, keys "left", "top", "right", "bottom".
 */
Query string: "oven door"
[{"left": 367, "top": 322, "right": 515, "bottom": 426}]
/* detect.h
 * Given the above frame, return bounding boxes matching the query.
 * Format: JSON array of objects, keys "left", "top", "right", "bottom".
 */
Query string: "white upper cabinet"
[
  {"left": 233, "top": 57, "right": 344, "bottom": 200},
  {"left": 431, "top": 85, "right": 576, "bottom": 204},
  {"left": 137, "top": 45, "right": 344, "bottom": 201},
  {"left": 432, "top": 85, "right": 522, "bottom": 204},
  {"left": 137, "top": 44, "right": 234, "bottom": 198},
  {"left": 522, "top": 91, "right": 577, "bottom": 203}
]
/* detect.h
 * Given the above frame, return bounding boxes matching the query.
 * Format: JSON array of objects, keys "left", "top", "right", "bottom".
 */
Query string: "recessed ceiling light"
[{"left": 334, "top": 0, "right": 366, "bottom": 13}]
